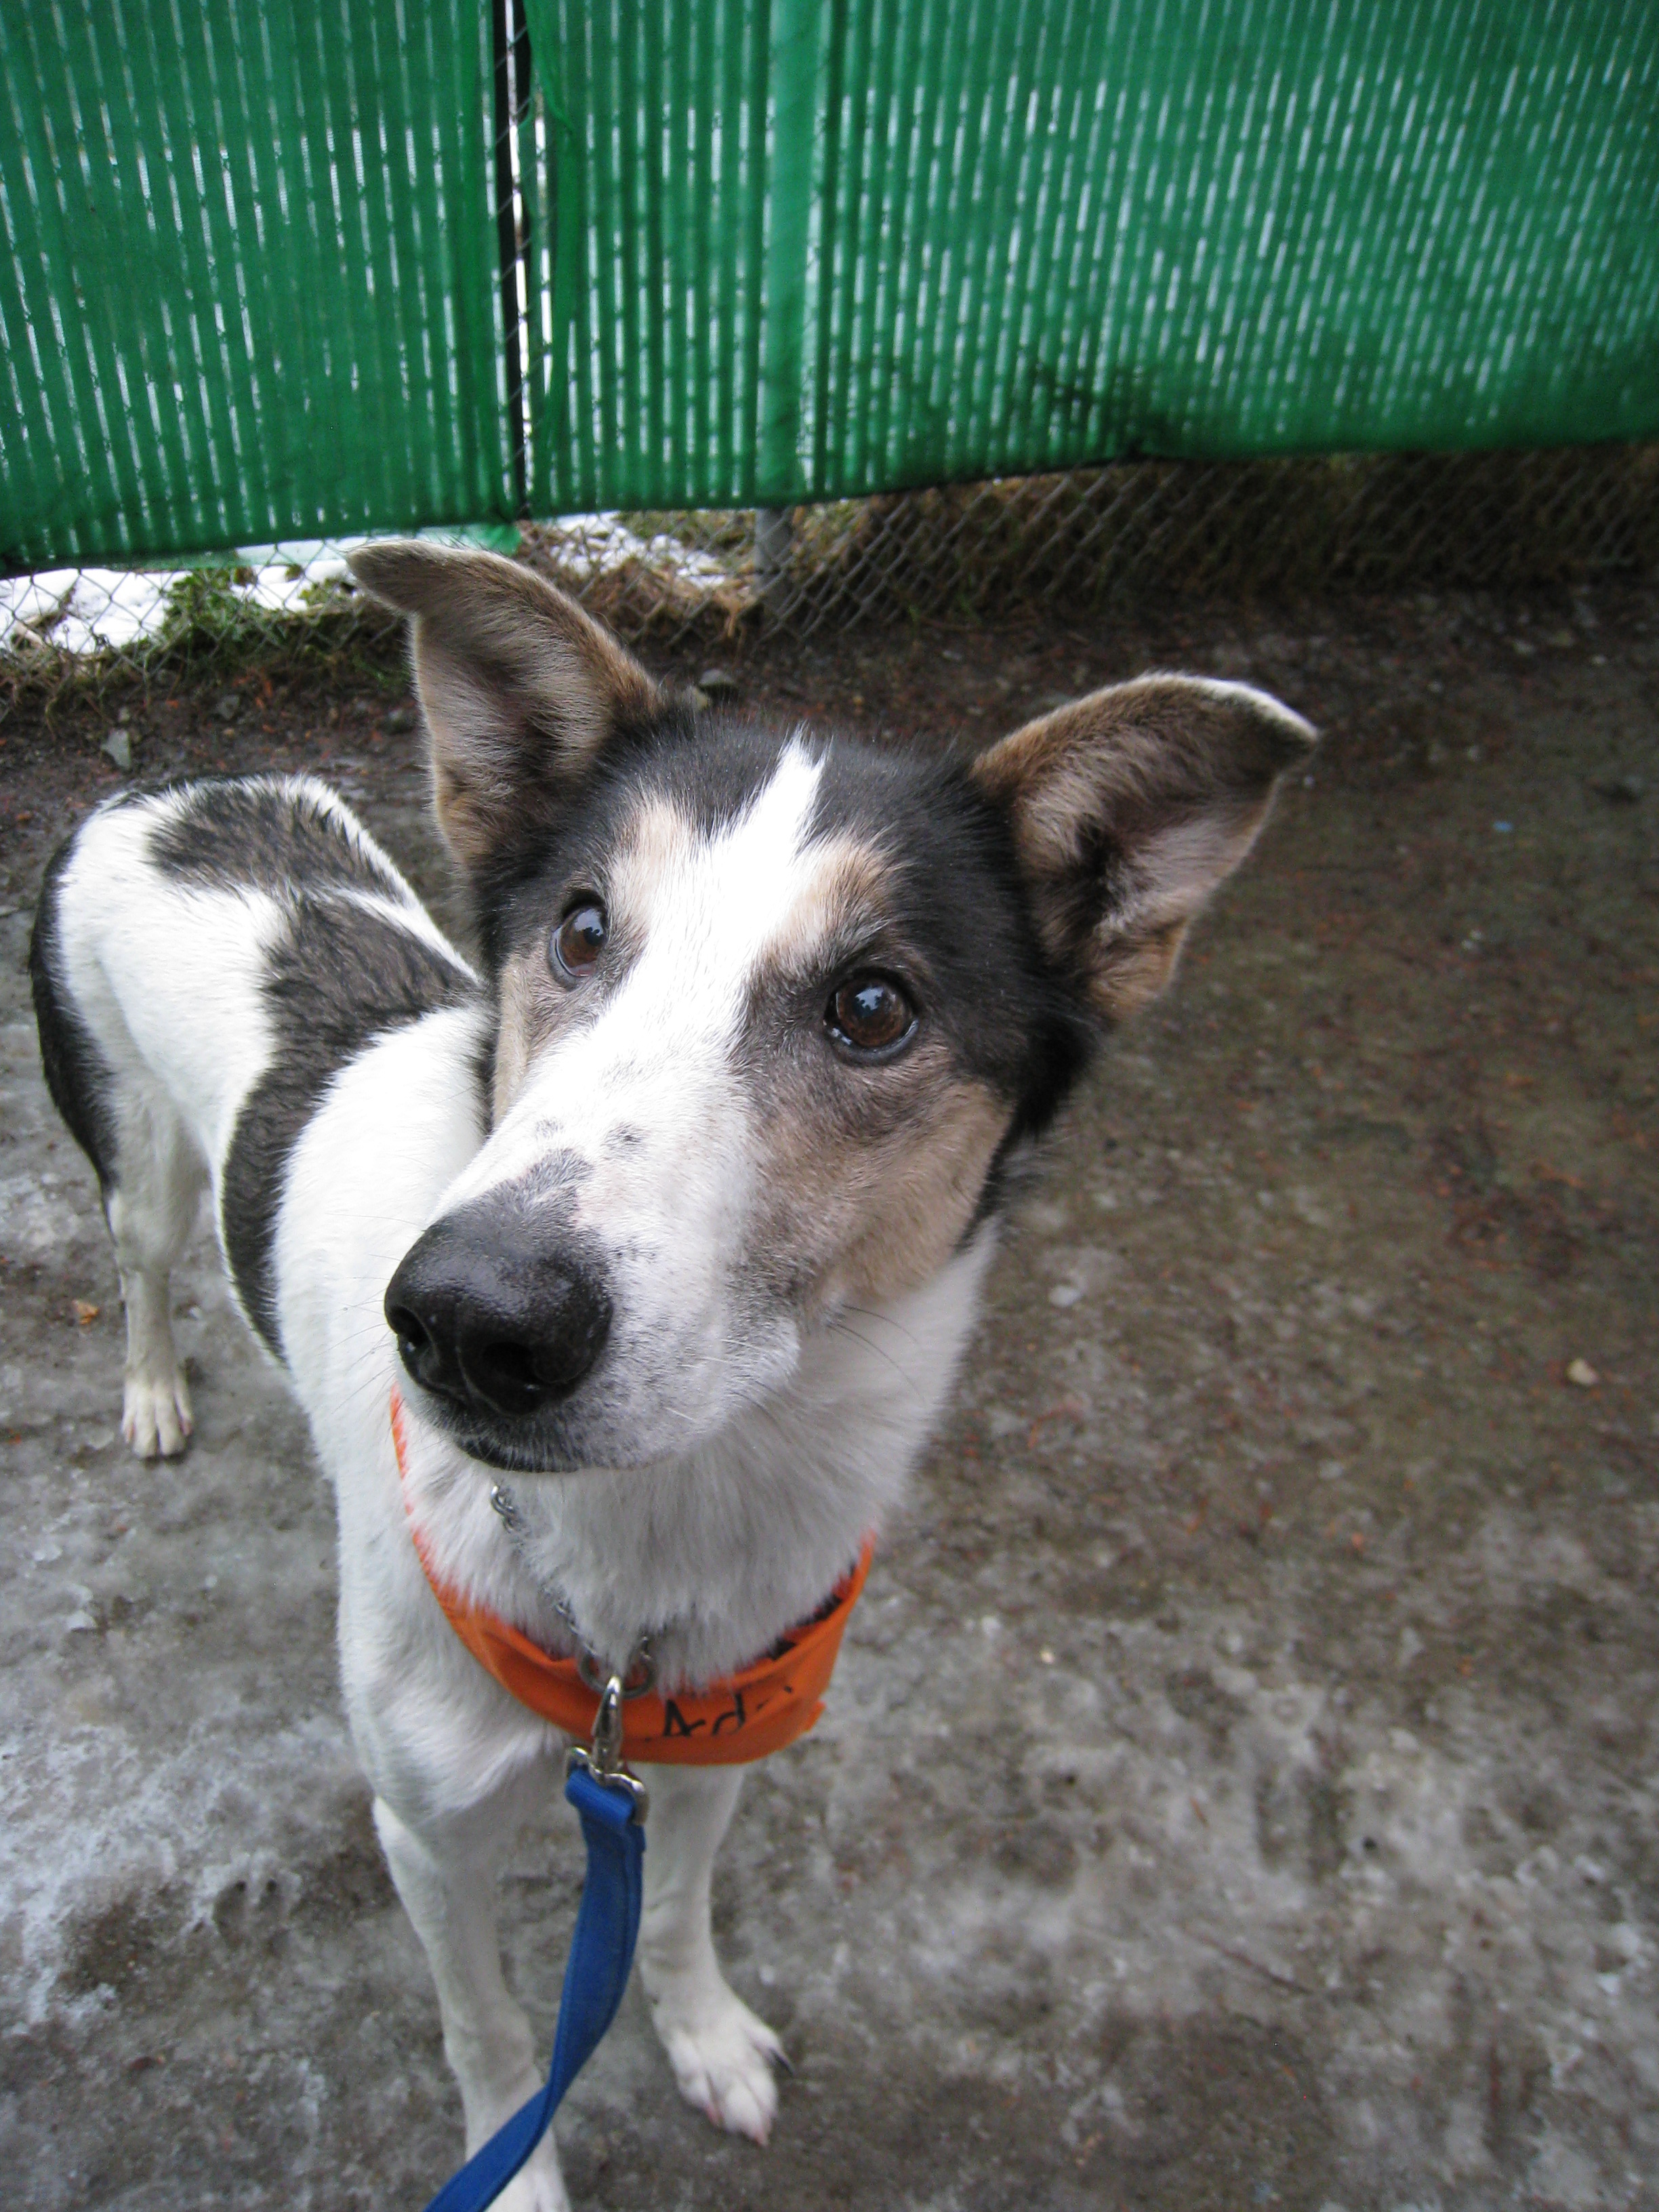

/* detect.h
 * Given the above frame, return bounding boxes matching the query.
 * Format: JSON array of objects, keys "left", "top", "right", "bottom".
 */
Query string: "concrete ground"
[{"left": 2, "top": 582, "right": 1656, "bottom": 2210}]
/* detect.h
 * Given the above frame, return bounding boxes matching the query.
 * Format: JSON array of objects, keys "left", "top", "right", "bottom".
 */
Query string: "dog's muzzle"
[{"left": 384, "top": 1202, "right": 612, "bottom": 1425}]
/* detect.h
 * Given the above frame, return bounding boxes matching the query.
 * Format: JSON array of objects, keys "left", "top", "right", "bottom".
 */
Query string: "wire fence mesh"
[{"left": 2, "top": 443, "right": 1655, "bottom": 719}]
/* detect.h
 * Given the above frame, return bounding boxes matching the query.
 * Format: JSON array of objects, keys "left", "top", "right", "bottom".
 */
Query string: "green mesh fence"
[
  {"left": 1, "top": 1, "right": 1656, "bottom": 596},
  {"left": 0, "top": 0, "right": 511, "bottom": 573},
  {"left": 521, "top": 0, "right": 1659, "bottom": 512}
]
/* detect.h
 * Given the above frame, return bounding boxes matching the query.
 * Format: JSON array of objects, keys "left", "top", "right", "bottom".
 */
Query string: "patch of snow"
[
  {"left": 0, "top": 540, "right": 370, "bottom": 656},
  {"left": 1, "top": 517, "right": 747, "bottom": 658},
  {"left": 535, "top": 513, "right": 744, "bottom": 589}
]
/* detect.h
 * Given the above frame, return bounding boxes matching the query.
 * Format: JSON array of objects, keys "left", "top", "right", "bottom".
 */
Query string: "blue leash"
[{"left": 422, "top": 1718, "right": 647, "bottom": 2212}]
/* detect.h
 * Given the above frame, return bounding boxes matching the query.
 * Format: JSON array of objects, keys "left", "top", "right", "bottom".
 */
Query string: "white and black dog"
[{"left": 30, "top": 544, "right": 1313, "bottom": 2209}]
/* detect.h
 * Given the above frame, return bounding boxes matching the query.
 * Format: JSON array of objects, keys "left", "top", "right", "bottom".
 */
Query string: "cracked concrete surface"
[{"left": 2, "top": 590, "right": 1656, "bottom": 2209}]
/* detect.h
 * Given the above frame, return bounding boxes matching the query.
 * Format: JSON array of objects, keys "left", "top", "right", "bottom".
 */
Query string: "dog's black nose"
[{"left": 384, "top": 1208, "right": 611, "bottom": 1423}]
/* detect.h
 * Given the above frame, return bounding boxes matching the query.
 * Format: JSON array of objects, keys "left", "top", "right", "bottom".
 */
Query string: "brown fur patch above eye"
[
  {"left": 607, "top": 794, "right": 699, "bottom": 914},
  {"left": 753, "top": 834, "right": 896, "bottom": 989}
]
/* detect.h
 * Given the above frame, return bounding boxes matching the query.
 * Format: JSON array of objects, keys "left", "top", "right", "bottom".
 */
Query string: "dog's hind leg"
[
  {"left": 638, "top": 1765, "right": 785, "bottom": 2143},
  {"left": 30, "top": 832, "right": 206, "bottom": 1458},
  {"left": 372, "top": 1793, "right": 569, "bottom": 2212},
  {"left": 107, "top": 1082, "right": 207, "bottom": 1459}
]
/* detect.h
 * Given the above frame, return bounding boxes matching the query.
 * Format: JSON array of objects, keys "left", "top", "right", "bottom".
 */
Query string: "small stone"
[
  {"left": 382, "top": 705, "right": 417, "bottom": 733},
  {"left": 697, "top": 668, "right": 739, "bottom": 697},
  {"left": 101, "top": 729, "right": 131, "bottom": 771},
  {"left": 1566, "top": 1358, "right": 1600, "bottom": 1388},
  {"left": 213, "top": 690, "right": 241, "bottom": 721},
  {"left": 1592, "top": 773, "right": 1643, "bottom": 805},
  {"left": 689, "top": 687, "right": 712, "bottom": 712},
  {"left": 1048, "top": 1284, "right": 1084, "bottom": 1308}
]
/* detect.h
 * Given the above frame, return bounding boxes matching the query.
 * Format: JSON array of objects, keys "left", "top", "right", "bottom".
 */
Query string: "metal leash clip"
[
  {"left": 575, "top": 1635, "right": 655, "bottom": 1698},
  {"left": 565, "top": 1642, "right": 653, "bottom": 1819},
  {"left": 489, "top": 1480, "right": 652, "bottom": 1818}
]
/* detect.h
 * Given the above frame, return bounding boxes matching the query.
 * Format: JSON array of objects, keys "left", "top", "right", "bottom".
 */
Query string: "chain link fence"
[{"left": 3, "top": 445, "right": 1655, "bottom": 718}]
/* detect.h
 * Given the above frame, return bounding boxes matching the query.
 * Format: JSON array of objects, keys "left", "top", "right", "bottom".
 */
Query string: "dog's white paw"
[
  {"left": 122, "top": 1368, "right": 193, "bottom": 1459},
  {"left": 648, "top": 1975, "right": 785, "bottom": 2143}
]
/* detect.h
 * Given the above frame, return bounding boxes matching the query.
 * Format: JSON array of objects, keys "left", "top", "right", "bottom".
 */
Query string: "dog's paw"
[
  {"left": 648, "top": 1975, "right": 785, "bottom": 2143},
  {"left": 122, "top": 1368, "right": 193, "bottom": 1459}
]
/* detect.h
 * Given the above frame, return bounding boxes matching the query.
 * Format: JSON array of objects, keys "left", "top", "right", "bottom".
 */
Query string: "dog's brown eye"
[
  {"left": 551, "top": 900, "right": 607, "bottom": 981},
  {"left": 826, "top": 975, "right": 916, "bottom": 1058}
]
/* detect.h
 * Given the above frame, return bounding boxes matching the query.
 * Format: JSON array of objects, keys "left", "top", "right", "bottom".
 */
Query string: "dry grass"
[{"left": 0, "top": 567, "right": 405, "bottom": 729}]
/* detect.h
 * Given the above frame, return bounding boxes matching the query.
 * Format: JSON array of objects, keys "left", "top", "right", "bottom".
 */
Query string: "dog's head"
[{"left": 350, "top": 544, "right": 1313, "bottom": 1472}]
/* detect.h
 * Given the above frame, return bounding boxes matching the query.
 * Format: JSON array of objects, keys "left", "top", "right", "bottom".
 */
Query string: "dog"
[{"left": 30, "top": 543, "right": 1313, "bottom": 2209}]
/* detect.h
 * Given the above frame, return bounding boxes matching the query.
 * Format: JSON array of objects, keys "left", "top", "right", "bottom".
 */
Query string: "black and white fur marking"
[{"left": 31, "top": 544, "right": 1313, "bottom": 2210}]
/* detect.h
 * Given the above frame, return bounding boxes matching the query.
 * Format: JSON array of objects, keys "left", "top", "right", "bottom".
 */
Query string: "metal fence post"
[{"left": 755, "top": 508, "right": 794, "bottom": 609}]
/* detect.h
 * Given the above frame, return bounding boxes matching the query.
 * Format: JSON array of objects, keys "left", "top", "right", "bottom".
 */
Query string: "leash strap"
[{"left": 420, "top": 1766, "right": 646, "bottom": 2212}]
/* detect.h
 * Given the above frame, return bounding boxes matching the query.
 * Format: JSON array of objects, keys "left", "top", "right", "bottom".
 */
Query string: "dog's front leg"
[
  {"left": 638, "top": 1763, "right": 785, "bottom": 2142},
  {"left": 373, "top": 1795, "right": 569, "bottom": 2212}
]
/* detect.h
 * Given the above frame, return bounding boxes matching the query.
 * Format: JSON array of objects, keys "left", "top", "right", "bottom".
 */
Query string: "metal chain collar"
[{"left": 487, "top": 1480, "right": 656, "bottom": 1698}]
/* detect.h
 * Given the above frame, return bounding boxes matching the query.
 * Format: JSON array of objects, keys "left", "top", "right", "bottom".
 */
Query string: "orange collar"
[{"left": 390, "top": 1387, "right": 872, "bottom": 1766}]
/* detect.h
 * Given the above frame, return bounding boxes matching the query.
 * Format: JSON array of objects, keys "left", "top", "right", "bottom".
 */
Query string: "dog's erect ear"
[
  {"left": 348, "top": 542, "right": 663, "bottom": 872},
  {"left": 971, "top": 676, "right": 1316, "bottom": 1023}
]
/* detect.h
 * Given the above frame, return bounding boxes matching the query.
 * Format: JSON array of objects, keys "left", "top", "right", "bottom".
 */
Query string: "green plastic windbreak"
[
  {"left": 522, "top": 0, "right": 1659, "bottom": 512},
  {"left": 3, "top": 1, "right": 1656, "bottom": 569},
  {"left": 0, "top": 0, "right": 512, "bottom": 570}
]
